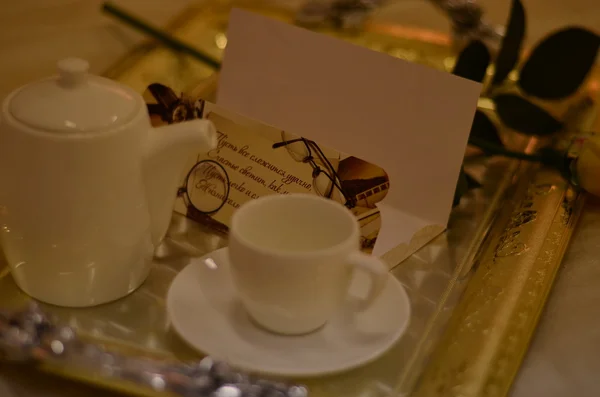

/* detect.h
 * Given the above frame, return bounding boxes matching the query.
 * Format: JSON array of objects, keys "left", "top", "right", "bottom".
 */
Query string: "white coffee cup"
[{"left": 228, "top": 193, "right": 389, "bottom": 335}]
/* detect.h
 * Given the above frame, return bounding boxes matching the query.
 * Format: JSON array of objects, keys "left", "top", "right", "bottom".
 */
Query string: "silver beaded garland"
[{"left": 0, "top": 304, "right": 309, "bottom": 397}]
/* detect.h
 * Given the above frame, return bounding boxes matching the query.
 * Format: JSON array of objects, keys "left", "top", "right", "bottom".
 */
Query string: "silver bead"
[
  {"left": 213, "top": 361, "right": 230, "bottom": 374},
  {"left": 191, "top": 374, "right": 214, "bottom": 391},
  {"left": 1, "top": 326, "right": 34, "bottom": 360},
  {"left": 57, "top": 326, "right": 75, "bottom": 342},
  {"left": 102, "top": 352, "right": 117, "bottom": 366},
  {"left": 15, "top": 303, "right": 50, "bottom": 329},
  {"left": 96, "top": 352, "right": 124, "bottom": 378},
  {"left": 44, "top": 325, "right": 75, "bottom": 344},
  {"left": 161, "top": 371, "right": 189, "bottom": 395},
  {"left": 4, "top": 326, "right": 34, "bottom": 346},
  {"left": 245, "top": 384, "right": 264, "bottom": 397},
  {"left": 222, "top": 371, "right": 247, "bottom": 385},
  {"left": 49, "top": 340, "right": 65, "bottom": 355},
  {"left": 288, "top": 385, "right": 309, "bottom": 397},
  {"left": 198, "top": 356, "right": 215, "bottom": 372},
  {"left": 211, "top": 361, "right": 232, "bottom": 380},
  {"left": 147, "top": 374, "right": 167, "bottom": 391},
  {"left": 100, "top": 362, "right": 117, "bottom": 377},
  {"left": 214, "top": 384, "right": 242, "bottom": 397},
  {"left": 30, "top": 312, "right": 45, "bottom": 325}
]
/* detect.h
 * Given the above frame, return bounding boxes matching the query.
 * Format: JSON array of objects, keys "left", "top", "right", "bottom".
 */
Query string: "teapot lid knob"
[
  {"left": 7, "top": 57, "right": 139, "bottom": 133},
  {"left": 57, "top": 58, "right": 89, "bottom": 87}
]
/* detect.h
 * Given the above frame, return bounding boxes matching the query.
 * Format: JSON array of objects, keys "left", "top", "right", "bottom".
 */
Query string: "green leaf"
[
  {"left": 519, "top": 27, "right": 600, "bottom": 99},
  {"left": 492, "top": 0, "right": 526, "bottom": 86},
  {"left": 494, "top": 94, "right": 563, "bottom": 135},
  {"left": 452, "top": 40, "right": 491, "bottom": 83},
  {"left": 470, "top": 110, "right": 503, "bottom": 148}
]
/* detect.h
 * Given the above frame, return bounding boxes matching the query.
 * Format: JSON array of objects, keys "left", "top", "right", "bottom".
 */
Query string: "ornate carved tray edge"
[{"left": 411, "top": 168, "right": 587, "bottom": 397}]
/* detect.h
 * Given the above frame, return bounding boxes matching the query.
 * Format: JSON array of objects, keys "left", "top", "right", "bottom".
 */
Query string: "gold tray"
[{"left": 0, "top": 2, "right": 596, "bottom": 396}]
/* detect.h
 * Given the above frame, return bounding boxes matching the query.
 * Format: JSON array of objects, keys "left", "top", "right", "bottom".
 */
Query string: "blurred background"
[{"left": 0, "top": 0, "right": 598, "bottom": 99}]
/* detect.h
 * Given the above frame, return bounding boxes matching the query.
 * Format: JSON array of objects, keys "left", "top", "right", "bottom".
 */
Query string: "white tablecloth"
[{"left": 1, "top": 1, "right": 600, "bottom": 396}]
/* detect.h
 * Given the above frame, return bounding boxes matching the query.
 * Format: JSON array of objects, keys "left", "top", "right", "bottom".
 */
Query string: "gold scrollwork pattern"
[{"left": 413, "top": 168, "right": 584, "bottom": 397}]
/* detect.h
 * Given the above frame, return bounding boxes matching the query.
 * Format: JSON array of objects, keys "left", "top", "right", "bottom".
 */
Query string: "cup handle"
[{"left": 348, "top": 251, "right": 389, "bottom": 311}]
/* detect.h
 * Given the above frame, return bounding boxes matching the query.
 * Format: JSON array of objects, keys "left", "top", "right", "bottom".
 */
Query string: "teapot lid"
[{"left": 8, "top": 58, "right": 138, "bottom": 133}]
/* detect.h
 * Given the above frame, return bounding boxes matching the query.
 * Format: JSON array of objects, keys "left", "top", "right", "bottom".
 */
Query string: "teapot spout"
[{"left": 144, "top": 119, "right": 217, "bottom": 246}]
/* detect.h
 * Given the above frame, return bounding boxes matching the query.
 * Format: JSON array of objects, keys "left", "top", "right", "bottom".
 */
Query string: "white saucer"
[{"left": 166, "top": 247, "right": 410, "bottom": 377}]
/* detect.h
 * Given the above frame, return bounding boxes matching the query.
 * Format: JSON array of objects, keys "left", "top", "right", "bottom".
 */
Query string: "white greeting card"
[{"left": 216, "top": 9, "right": 482, "bottom": 265}]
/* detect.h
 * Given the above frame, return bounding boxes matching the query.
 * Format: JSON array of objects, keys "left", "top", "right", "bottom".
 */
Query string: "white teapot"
[{"left": 0, "top": 58, "right": 217, "bottom": 307}]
